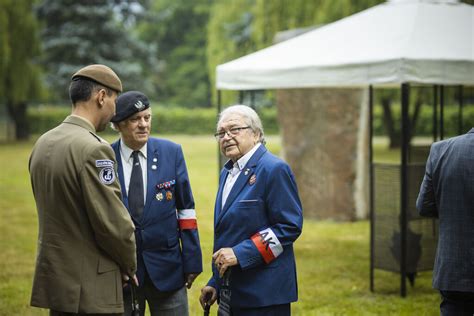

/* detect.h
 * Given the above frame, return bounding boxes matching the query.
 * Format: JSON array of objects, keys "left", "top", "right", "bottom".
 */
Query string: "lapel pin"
[
  {"left": 156, "top": 192, "right": 163, "bottom": 201},
  {"left": 249, "top": 174, "right": 256, "bottom": 185}
]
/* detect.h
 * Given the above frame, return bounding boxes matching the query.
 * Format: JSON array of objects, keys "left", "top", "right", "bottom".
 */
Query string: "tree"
[
  {"left": 206, "top": 0, "right": 256, "bottom": 105},
  {"left": 0, "top": 0, "right": 43, "bottom": 140},
  {"left": 137, "top": 0, "right": 213, "bottom": 107},
  {"left": 36, "top": 0, "right": 158, "bottom": 101}
]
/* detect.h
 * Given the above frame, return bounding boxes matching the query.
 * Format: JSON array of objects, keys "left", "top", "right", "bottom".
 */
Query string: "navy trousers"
[{"left": 440, "top": 290, "right": 474, "bottom": 316}]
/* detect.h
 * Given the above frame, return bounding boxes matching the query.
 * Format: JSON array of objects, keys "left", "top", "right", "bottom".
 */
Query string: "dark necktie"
[{"left": 129, "top": 150, "right": 144, "bottom": 219}]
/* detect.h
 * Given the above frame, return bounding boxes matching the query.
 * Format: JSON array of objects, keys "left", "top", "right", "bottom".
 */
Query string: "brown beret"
[{"left": 71, "top": 64, "right": 122, "bottom": 92}]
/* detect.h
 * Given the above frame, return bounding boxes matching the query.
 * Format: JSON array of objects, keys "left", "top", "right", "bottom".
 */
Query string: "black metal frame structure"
[{"left": 369, "top": 84, "right": 468, "bottom": 297}]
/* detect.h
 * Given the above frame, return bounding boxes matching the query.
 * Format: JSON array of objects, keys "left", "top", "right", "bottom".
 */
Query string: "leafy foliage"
[
  {"left": 36, "top": 0, "right": 158, "bottom": 101},
  {"left": 0, "top": 0, "right": 43, "bottom": 103},
  {"left": 136, "top": 0, "right": 213, "bottom": 106},
  {"left": 0, "top": 0, "right": 43, "bottom": 139}
]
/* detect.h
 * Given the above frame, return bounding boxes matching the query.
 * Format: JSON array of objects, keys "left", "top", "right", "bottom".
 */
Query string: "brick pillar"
[{"left": 276, "top": 88, "right": 367, "bottom": 220}]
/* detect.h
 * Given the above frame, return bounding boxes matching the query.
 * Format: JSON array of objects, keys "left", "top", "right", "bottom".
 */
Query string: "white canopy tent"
[{"left": 216, "top": 0, "right": 474, "bottom": 90}]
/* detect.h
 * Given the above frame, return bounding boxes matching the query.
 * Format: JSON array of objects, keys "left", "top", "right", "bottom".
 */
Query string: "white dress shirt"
[
  {"left": 119, "top": 140, "right": 147, "bottom": 203},
  {"left": 221, "top": 143, "right": 261, "bottom": 207}
]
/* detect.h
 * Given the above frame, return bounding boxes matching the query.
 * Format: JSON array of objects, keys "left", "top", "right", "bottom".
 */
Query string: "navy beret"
[{"left": 111, "top": 91, "right": 150, "bottom": 122}]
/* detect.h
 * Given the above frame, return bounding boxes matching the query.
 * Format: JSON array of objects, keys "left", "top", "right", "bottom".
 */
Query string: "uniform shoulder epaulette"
[{"left": 89, "top": 131, "right": 109, "bottom": 144}]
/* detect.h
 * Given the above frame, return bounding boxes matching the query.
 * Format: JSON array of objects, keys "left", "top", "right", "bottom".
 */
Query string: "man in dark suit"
[
  {"left": 416, "top": 129, "right": 474, "bottom": 315},
  {"left": 29, "top": 65, "right": 137, "bottom": 315},
  {"left": 199, "top": 105, "right": 303, "bottom": 315},
  {"left": 111, "top": 91, "right": 202, "bottom": 316}
]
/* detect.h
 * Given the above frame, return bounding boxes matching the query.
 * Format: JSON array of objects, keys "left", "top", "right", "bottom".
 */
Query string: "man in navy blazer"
[
  {"left": 199, "top": 105, "right": 303, "bottom": 315},
  {"left": 416, "top": 128, "right": 474, "bottom": 315},
  {"left": 111, "top": 91, "right": 202, "bottom": 316}
]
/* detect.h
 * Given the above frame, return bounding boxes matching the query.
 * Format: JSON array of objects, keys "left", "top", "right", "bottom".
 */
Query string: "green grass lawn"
[{"left": 0, "top": 135, "right": 438, "bottom": 315}]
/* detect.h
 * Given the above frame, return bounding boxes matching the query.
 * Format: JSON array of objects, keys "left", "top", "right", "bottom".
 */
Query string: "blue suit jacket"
[
  {"left": 416, "top": 128, "right": 474, "bottom": 292},
  {"left": 208, "top": 145, "right": 303, "bottom": 308},
  {"left": 112, "top": 138, "right": 202, "bottom": 291}
]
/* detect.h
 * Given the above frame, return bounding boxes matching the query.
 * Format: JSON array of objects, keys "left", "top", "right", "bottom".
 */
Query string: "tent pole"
[
  {"left": 239, "top": 91, "right": 244, "bottom": 104},
  {"left": 250, "top": 90, "right": 256, "bottom": 109},
  {"left": 217, "top": 90, "right": 222, "bottom": 176},
  {"left": 458, "top": 85, "right": 464, "bottom": 135},
  {"left": 433, "top": 85, "right": 438, "bottom": 142},
  {"left": 440, "top": 85, "right": 445, "bottom": 140},
  {"left": 400, "top": 83, "right": 409, "bottom": 298},
  {"left": 369, "top": 85, "right": 375, "bottom": 292}
]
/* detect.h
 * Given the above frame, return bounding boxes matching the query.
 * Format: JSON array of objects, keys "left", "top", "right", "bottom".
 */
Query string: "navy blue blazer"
[
  {"left": 208, "top": 145, "right": 303, "bottom": 308},
  {"left": 112, "top": 137, "right": 202, "bottom": 291},
  {"left": 416, "top": 128, "right": 474, "bottom": 293}
]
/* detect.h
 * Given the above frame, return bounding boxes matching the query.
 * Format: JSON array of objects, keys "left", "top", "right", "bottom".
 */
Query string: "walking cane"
[
  {"left": 203, "top": 290, "right": 213, "bottom": 316},
  {"left": 129, "top": 279, "right": 140, "bottom": 316},
  {"left": 204, "top": 302, "right": 211, "bottom": 316},
  {"left": 218, "top": 269, "right": 232, "bottom": 316}
]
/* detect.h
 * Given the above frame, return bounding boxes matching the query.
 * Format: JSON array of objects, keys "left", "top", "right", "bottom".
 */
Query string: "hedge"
[
  {"left": 27, "top": 105, "right": 280, "bottom": 135},
  {"left": 27, "top": 103, "right": 474, "bottom": 137},
  {"left": 372, "top": 104, "right": 474, "bottom": 137}
]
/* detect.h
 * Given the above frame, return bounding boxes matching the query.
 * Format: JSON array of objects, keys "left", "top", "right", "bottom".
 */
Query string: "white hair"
[{"left": 217, "top": 104, "right": 265, "bottom": 144}]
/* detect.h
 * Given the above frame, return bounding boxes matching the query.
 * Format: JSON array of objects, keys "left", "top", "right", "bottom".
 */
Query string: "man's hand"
[
  {"left": 213, "top": 248, "right": 238, "bottom": 277},
  {"left": 185, "top": 272, "right": 200, "bottom": 289},
  {"left": 199, "top": 286, "right": 217, "bottom": 309},
  {"left": 122, "top": 273, "right": 139, "bottom": 288}
]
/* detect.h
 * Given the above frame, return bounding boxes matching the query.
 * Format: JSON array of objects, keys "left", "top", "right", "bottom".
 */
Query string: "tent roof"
[{"left": 216, "top": 0, "right": 474, "bottom": 90}]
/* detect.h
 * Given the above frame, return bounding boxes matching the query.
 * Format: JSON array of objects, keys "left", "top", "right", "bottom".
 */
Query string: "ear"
[
  {"left": 96, "top": 88, "right": 107, "bottom": 107},
  {"left": 112, "top": 122, "right": 121, "bottom": 132},
  {"left": 253, "top": 131, "right": 260, "bottom": 144}
]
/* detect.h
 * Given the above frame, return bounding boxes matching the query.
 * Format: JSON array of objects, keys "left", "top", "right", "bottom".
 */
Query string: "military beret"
[
  {"left": 111, "top": 91, "right": 150, "bottom": 123},
  {"left": 71, "top": 64, "right": 122, "bottom": 93}
]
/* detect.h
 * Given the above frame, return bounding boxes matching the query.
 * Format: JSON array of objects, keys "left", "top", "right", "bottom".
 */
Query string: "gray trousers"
[{"left": 123, "top": 272, "right": 188, "bottom": 316}]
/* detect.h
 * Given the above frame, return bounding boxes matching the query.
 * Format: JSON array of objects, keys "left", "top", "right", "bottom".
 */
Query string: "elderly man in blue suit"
[
  {"left": 199, "top": 105, "right": 303, "bottom": 315},
  {"left": 111, "top": 91, "right": 202, "bottom": 316},
  {"left": 416, "top": 128, "right": 474, "bottom": 315}
]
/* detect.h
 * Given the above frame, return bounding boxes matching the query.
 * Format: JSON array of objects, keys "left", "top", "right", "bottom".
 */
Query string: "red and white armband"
[
  {"left": 251, "top": 228, "right": 284, "bottom": 264},
  {"left": 177, "top": 208, "right": 197, "bottom": 230}
]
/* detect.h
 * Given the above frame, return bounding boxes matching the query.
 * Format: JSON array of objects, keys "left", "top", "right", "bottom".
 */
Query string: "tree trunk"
[
  {"left": 6, "top": 101, "right": 30, "bottom": 140},
  {"left": 409, "top": 97, "right": 423, "bottom": 141},
  {"left": 381, "top": 97, "right": 400, "bottom": 148}
]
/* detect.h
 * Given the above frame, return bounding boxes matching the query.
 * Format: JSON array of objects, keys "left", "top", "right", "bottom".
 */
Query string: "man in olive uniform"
[{"left": 29, "top": 64, "right": 137, "bottom": 316}]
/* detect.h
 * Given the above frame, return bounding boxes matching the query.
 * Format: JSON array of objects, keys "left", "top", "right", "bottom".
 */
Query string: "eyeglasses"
[{"left": 214, "top": 126, "right": 251, "bottom": 140}]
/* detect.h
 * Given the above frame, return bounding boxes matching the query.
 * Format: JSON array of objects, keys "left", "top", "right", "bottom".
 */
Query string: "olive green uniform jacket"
[{"left": 29, "top": 115, "right": 137, "bottom": 314}]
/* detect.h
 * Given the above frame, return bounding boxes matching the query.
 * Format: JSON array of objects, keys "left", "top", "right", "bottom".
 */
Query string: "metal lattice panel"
[{"left": 373, "top": 163, "right": 438, "bottom": 273}]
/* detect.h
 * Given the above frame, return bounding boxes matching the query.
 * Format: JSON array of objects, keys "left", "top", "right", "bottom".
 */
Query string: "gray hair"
[{"left": 217, "top": 105, "right": 265, "bottom": 144}]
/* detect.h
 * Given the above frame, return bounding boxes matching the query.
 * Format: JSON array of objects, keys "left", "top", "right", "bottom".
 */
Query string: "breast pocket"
[{"left": 235, "top": 199, "right": 267, "bottom": 226}]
